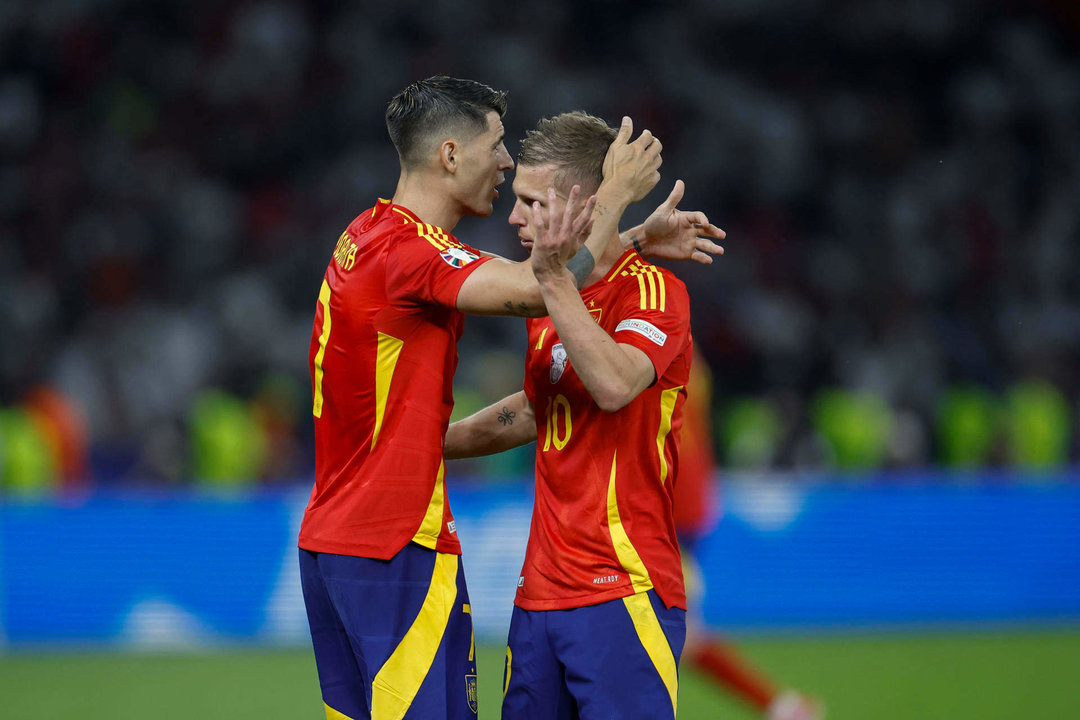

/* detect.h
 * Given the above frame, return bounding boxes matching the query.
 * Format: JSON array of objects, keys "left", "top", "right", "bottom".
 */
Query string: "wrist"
[
  {"left": 595, "top": 181, "right": 633, "bottom": 212},
  {"left": 534, "top": 266, "right": 575, "bottom": 289}
]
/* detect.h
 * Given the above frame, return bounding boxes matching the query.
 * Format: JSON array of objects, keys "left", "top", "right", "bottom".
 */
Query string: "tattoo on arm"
[
  {"left": 497, "top": 407, "right": 516, "bottom": 426},
  {"left": 566, "top": 247, "right": 596, "bottom": 287},
  {"left": 504, "top": 300, "right": 532, "bottom": 316},
  {"left": 630, "top": 234, "right": 644, "bottom": 255}
]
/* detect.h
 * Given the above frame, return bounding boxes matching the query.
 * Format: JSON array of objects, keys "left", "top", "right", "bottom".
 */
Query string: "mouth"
[{"left": 519, "top": 236, "right": 533, "bottom": 250}]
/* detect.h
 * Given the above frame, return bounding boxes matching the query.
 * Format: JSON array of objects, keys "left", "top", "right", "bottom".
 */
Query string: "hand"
[
  {"left": 634, "top": 180, "right": 726, "bottom": 264},
  {"left": 530, "top": 185, "right": 597, "bottom": 280},
  {"left": 601, "top": 116, "right": 663, "bottom": 204}
]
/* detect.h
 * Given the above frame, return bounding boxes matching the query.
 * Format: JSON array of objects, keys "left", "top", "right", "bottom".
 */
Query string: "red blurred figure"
[{"left": 678, "top": 348, "right": 824, "bottom": 720}]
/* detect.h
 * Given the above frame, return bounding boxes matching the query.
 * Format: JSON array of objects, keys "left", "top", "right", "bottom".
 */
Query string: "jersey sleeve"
[
  {"left": 385, "top": 231, "right": 492, "bottom": 308},
  {"left": 610, "top": 271, "right": 691, "bottom": 380}
]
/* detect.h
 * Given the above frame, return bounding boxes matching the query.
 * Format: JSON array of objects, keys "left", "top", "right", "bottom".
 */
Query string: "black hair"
[{"left": 385, "top": 76, "right": 508, "bottom": 167}]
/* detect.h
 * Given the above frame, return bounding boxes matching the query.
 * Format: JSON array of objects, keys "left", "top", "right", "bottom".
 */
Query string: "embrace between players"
[{"left": 298, "top": 76, "right": 725, "bottom": 720}]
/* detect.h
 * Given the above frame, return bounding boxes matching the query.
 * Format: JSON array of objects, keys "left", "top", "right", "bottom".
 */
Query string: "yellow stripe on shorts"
[
  {"left": 622, "top": 592, "right": 679, "bottom": 717},
  {"left": 371, "top": 553, "right": 459, "bottom": 720},
  {"left": 504, "top": 646, "right": 513, "bottom": 696},
  {"left": 324, "top": 703, "right": 355, "bottom": 720}
]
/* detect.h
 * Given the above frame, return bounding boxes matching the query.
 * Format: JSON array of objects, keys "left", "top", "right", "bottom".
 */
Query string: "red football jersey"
[
  {"left": 298, "top": 199, "right": 491, "bottom": 560},
  {"left": 672, "top": 350, "right": 720, "bottom": 537},
  {"left": 518, "top": 250, "right": 692, "bottom": 611}
]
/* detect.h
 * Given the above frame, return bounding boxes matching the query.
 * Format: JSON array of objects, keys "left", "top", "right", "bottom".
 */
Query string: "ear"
[{"left": 440, "top": 140, "right": 457, "bottom": 174}]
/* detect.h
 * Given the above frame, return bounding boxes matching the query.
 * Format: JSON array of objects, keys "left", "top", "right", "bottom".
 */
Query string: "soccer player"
[
  {"left": 445, "top": 111, "right": 723, "bottom": 720},
  {"left": 297, "top": 76, "right": 665, "bottom": 720},
  {"left": 678, "top": 350, "right": 825, "bottom": 720}
]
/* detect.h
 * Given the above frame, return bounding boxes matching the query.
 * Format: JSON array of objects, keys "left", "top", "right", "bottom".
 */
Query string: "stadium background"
[{"left": 1, "top": 0, "right": 1078, "bottom": 718}]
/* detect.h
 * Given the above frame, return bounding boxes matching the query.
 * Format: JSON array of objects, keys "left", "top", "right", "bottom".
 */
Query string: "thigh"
[
  {"left": 554, "top": 591, "right": 686, "bottom": 720},
  {"left": 300, "top": 547, "right": 372, "bottom": 719},
  {"left": 302, "top": 545, "right": 477, "bottom": 720},
  {"left": 399, "top": 553, "right": 478, "bottom": 720},
  {"left": 501, "top": 606, "right": 576, "bottom": 720}
]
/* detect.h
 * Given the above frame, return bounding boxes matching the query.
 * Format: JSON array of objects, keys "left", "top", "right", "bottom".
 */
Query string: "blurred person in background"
[
  {"left": 296, "top": 77, "right": 663, "bottom": 720},
  {"left": 446, "top": 111, "right": 724, "bottom": 720},
  {"left": 679, "top": 349, "right": 824, "bottom": 720}
]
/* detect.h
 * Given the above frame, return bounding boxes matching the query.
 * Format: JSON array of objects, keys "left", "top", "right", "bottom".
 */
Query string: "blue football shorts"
[
  {"left": 299, "top": 543, "right": 477, "bottom": 720},
  {"left": 502, "top": 589, "right": 686, "bottom": 720}
]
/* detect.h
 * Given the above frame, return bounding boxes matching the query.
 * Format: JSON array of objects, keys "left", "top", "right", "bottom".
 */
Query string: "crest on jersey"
[
  {"left": 465, "top": 674, "right": 478, "bottom": 713},
  {"left": 440, "top": 246, "right": 479, "bottom": 268},
  {"left": 550, "top": 343, "right": 568, "bottom": 384}
]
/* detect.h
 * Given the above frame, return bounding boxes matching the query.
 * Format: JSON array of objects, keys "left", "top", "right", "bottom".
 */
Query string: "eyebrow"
[{"left": 515, "top": 189, "right": 545, "bottom": 204}]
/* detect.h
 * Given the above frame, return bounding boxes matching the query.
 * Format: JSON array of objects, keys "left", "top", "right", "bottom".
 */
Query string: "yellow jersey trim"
[
  {"left": 372, "top": 332, "right": 404, "bottom": 450},
  {"left": 410, "top": 460, "right": 446, "bottom": 550},
  {"left": 371, "top": 552, "right": 459, "bottom": 720},
  {"left": 622, "top": 592, "right": 679, "bottom": 716},
  {"left": 606, "top": 450, "right": 653, "bottom": 593},
  {"left": 607, "top": 253, "right": 637, "bottom": 281},
  {"left": 655, "top": 386, "right": 683, "bottom": 485},
  {"left": 610, "top": 256, "right": 668, "bottom": 311},
  {"left": 312, "top": 280, "right": 333, "bottom": 418}
]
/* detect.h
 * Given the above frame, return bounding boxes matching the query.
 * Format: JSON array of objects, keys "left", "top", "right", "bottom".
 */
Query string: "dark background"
[{"left": 2, "top": 0, "right": 1078, "bottom": 488}]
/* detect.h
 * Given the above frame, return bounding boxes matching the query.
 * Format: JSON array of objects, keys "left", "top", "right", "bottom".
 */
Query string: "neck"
[
  {"left": 582, "top": 231, "right": 625, "bottom": 287},
  {"left": 391, "top": 170, "right": 462, "bottom": 231}
]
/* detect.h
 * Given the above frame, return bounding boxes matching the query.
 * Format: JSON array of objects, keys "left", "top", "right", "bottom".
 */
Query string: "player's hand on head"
[
  {"left": 602, "top": 116, "right": 663, "bottom": 203},
  {"left": 638, "top": 180, "right": 726, "bottom": 264},
  {"left": 531, "top": 185, "right": 596, "bottom": 280}
]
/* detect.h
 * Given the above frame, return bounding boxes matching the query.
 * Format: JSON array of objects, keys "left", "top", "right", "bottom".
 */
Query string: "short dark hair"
[
  {"left": 517, "top": 111, "right": 617, "bottom": 194},
  {"left": 385, "top": 76, "right": 508, "bottom": 167}
]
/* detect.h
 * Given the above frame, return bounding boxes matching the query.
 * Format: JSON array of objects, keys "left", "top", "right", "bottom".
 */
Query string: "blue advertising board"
[{"left": 1, "top": 478, "right": 1078, "bottom": 648}]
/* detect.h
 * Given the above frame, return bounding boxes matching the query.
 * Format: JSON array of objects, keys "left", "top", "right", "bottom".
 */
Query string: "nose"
[
  {"left": 498, "top": 146, "right": 514, "bottom": 172},
  {"left": 508, "top": 199, "right": 527, "bottom": 227}
]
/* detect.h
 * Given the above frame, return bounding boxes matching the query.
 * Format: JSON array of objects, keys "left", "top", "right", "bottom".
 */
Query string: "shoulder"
[{"left": 605, "top": 255, "right": 689, "bottom": 308}]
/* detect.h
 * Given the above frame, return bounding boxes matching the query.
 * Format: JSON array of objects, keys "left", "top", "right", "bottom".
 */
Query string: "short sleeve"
[
  {"left": 610, "top": 270, "right": 691, "bottom": 380},
  {"left": 385, "top": 230, "right": 491, "bottom": 308}
]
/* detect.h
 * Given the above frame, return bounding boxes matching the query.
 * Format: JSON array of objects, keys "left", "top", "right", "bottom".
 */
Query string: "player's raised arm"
[
  {"left": 620, "top": 179, "right": 726, "bottom": 264},
  {"left": 445, "top": 390, "right": 536, "bottom": 459},
  {"left": 455, "top": 117, "right": 661, "bottom": 317},
  {"left": 529, "top": 188, "right": 657, "bottom": 412},
  {"left": 454, "top": 187, "right": 596, "bottom": 317}
]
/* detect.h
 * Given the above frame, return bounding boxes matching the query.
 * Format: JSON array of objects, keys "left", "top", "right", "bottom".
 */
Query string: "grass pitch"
[{"left": 0, "top": 629, "right": 1075, "bottom": 719}]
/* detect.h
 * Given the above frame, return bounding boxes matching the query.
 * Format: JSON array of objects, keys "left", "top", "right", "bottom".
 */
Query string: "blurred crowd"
[{"left": 1, "top": 0, "right": 1078, "bottom": 492}]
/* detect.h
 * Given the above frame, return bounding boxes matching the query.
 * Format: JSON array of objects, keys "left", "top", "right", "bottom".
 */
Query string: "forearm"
[
  {"left": 444, "top": 391, "right": 536, "bottom": 459},
  {"left": 456, "top": 258, "right": 546, "bottom": 317},
  {"left": 536, "top": 273, "right": 653, "bottom": 412},
  {"left": 578, "top": 183, "right": 632, "bottom": 274}
]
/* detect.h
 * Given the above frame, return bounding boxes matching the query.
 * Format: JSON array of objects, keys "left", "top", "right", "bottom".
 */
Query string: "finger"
[
  {"left": 696, "top": 238, "right": 725, "bottom": 256},
  {"left": 691, "top": 250, "right": 714, "bottom": 265},
  {"left": 693, "top": 220, "right": 725, "bottom": 240},
  {"left": 532, "top": 200, "right": 547, "bottom": 237},
  {"left": 614, "top": 116, "right": 633, "bottom": 144},
  {"left": 578, "top": 217, "right": 595, "bottom": 246},
  {"left": 571, "top": 194, "right": 597, "bottom": 235},
  {"left": 660, "top": 180, "right": 685, "bottom": 212},
  {"left": 633, "top": 128, "right": 654, "bottom": 148},
  {"left": 649, "top": 137, "right": 663, "bottom": 155},
  {"left": 563, "top": 185, "right": 581, "bottom": 228}
]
